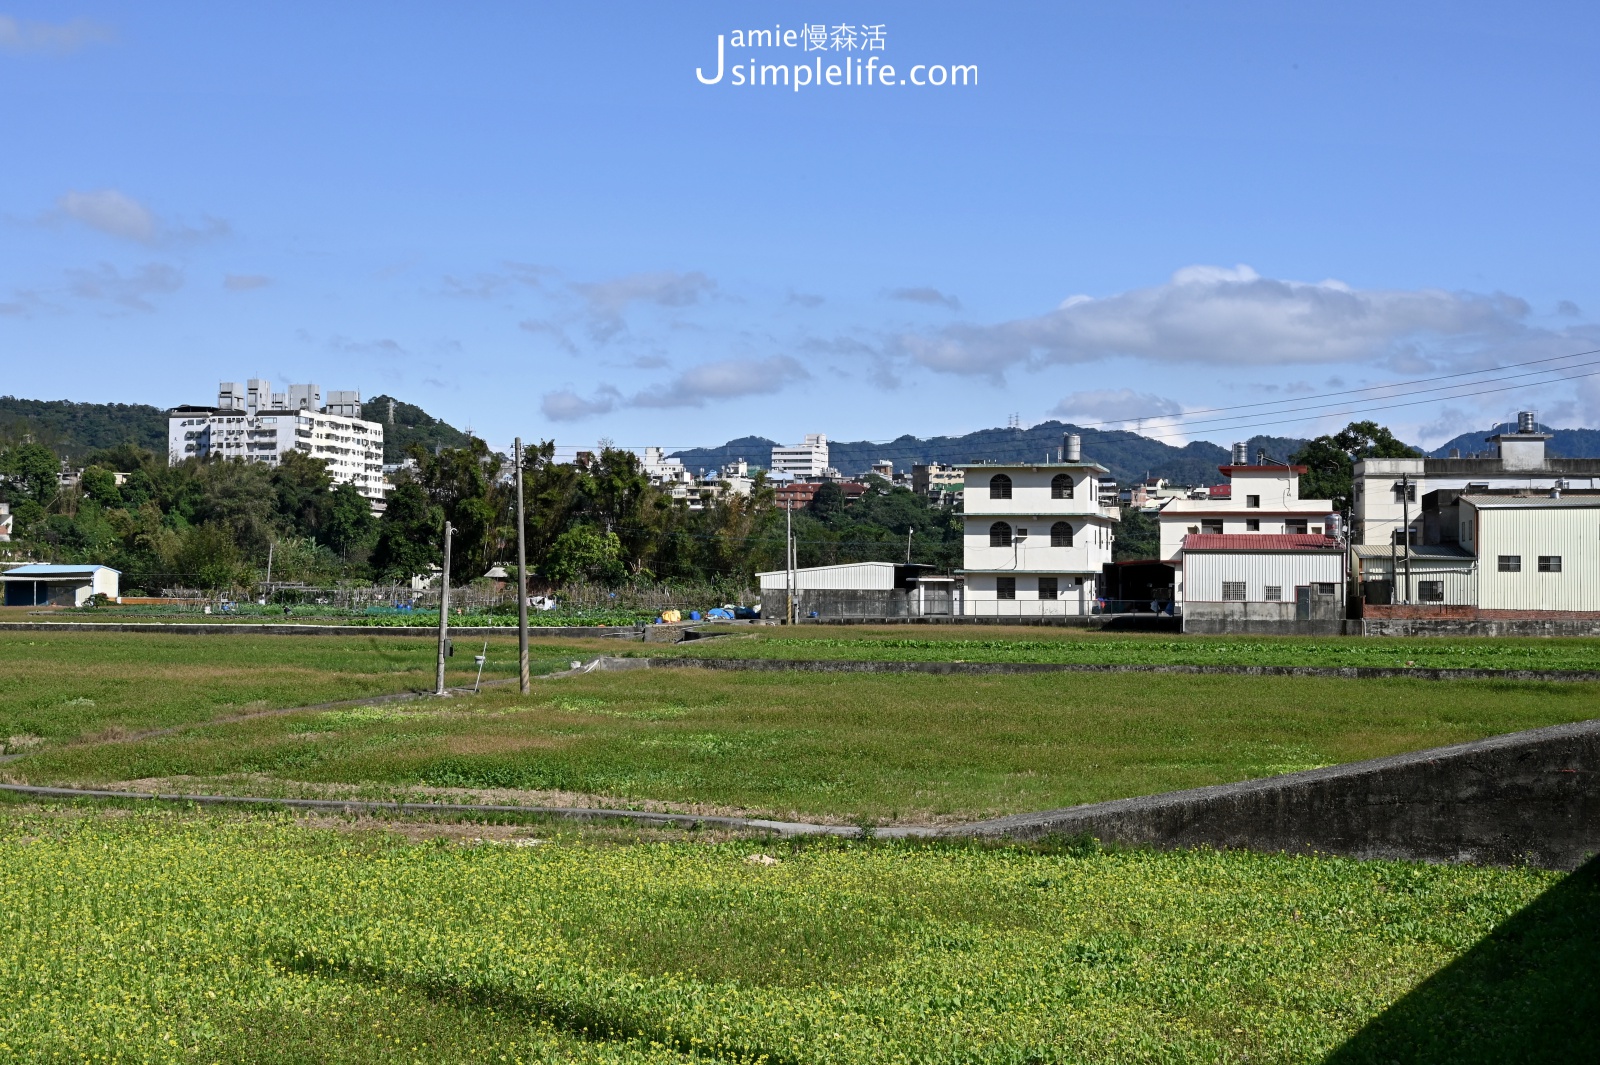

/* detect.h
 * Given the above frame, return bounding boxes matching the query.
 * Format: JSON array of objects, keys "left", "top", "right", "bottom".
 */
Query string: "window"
[
  {"left": 1286, "top": 519, "right": 1308, "bottom": 534},
  {"left": 989, "top": 521, "right": 1012, "bottom": 548},
  {"left": 1539, "top": 555, "right": 1563, "bottom": 573},
  {"left": 1392, "top": 483, "right": 1417, "bottom": 503},
  {"left": 1222, "top": 582, "right": 1247, "bottom": 601},
  {"left": 1315, "top": 583, "right": 1337, "bottom": 595},
  {"left": 1201, "top": 519, "right": 1223, "bottom": 534},
  {"left": 1246, "top": 494, "right": 1261, "bottom": 509},
  {"left": 1051, "top": 473, "right": 1074, "bottom": 499},
  {"left": 1264, "top": 585, "right": 1282, "bottom": 601},
  {"left": 989, "top": 473, "right": 1012, "bottom": 499},
  {"left": 1050, "top": 521, "right": 1074, "bottom": 547},
  {"left": 1246, "top": 519, "right": 1260, "bottom": 531},
  {"left": 1498, "top": 555, "right": 1521, "bottom": 572},
  {"left": 1038, "top": 577, "right": 1058, "bottom": 600},
  {"left": 997, "top": 576, "right": 1016, "bottom": 600},
  {"left": 1419, "top": 581, "right": 1444, "bottom": 602}
]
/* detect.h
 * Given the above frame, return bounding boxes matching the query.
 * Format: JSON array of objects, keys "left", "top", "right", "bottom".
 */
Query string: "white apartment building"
[
  {"left": 168, "top": 380, "right": 387, "bottom": 507},
  {"left": 641, "top": 447, "right": 692, "bottom": 489},
  {"left": 958, "top": 434, "right": 1118, "bottom": 616},
  {"left": 770, "top": 434, "right": 829, "bottom": 478},
  {"left": 1155, "top": 448, "right": 1336, "bottom": 603},
  {"left": 1352, "top": 413, "right": 1600, "bottom": 548}
]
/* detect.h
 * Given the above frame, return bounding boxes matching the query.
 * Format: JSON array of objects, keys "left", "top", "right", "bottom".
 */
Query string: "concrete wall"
[
  {"left": 965, "top": 718, "right": 1600, "bottom": 870},
  {"left": 1363, "top": 614, "right": 1600, "bottom": 637}
]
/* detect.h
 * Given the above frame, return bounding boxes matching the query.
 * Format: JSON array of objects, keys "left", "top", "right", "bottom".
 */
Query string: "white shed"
[
  {"left": 1180, "top": 534, "right": 1344, "bottom": 632},
  {"left": 1, "top": 564, "right": 121, "bottom": 607}
]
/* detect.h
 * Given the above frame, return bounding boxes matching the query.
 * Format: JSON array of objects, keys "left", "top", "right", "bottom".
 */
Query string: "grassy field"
[
  {"left": 661, "top": 625, "right": 1600, "bottom": 671},
  {"left": 13, "top": 663, "right": 1598, "bottom": 823},
  {"left": 0, "top": 631, "right": 620, "bottom": 749},
  {"left": 0, "top": 805, "right": 1591, "bottom": 1064}
]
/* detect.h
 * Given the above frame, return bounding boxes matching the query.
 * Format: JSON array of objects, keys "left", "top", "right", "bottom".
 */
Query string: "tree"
[
  {"left": 175, "top": 522, "right": 246, "bottom": 591},
  {"left": 1, "top": 441, "right": 60, "bottom": 503},
  {"left": 271, "top": 451, "right": 335, "bottom": 541},
  {"left": 1113, "top": 507, "right": 1160, "bottom": 561},
  {"left": 370, "top": 481, "right": 442, "bottom": 581},
  {"left": 542, "top": 525, "right": 625, "bottom": 585},
  {"left": 79, "top": 465, "right": 123, "bottom": 508},
  {"left": 1291, "top": 421, "right": 1418, "bottom": 511},
  {"left": 323, "top": 481, "right": 376, "bottom": 557}
]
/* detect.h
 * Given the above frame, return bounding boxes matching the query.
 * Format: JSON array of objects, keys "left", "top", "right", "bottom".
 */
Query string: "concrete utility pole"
[
  {"left": 906, "top": 526, "right": 914, "bottom": 564},
  {"left": 1401, "top": 473, "right": 1413, "bottom": 604},
  {"left": 785, "top": 502, "right": 795, "bottom": 625},
  {"left": 435, "top": 521, "right": 453, "bottom": 696},
  {"left": 514, "top": 438, "right": 530, "bottom": 694}
]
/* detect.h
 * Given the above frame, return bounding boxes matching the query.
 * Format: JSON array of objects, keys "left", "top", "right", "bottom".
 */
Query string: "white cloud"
[
  {"left": 898, "top": 264, "right": 1531, "bottom": 377},
  {"left": 59, "top": 189, "right": 157, "bottom": 243},
  {"left": 628, "top": 356, "right": 807, "bottom": 409},
  {"left": 541, "top": 388, "right": 618, "bottom": 422},
  {"left": 55, "top": 188, "right": 229, "bottom": 245},
  {"left": 65, "top": 262, "right": 181, "bottom": 311},
  {"left": 224, "top": 273, "right": 271, "bottom": 291},
  {"left": 888, "top": 286, "right": 961, "bottom": 310},
  {"left": 0, "top": 15, "right": 113, "bottom": 55},
  {"left": 573, "top": 270, "right": 715, "bottom": 314},
  {"left": 1049, "top": 388, "right": 1182, "bottom": 425},
  {"left": 541, "top": 356, "right": 808, "bottom": 421}
]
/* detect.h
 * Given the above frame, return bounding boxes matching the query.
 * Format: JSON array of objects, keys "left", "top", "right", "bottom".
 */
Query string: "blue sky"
[{"left": 4, "top": 2, "right": 1600, "bottom": 457}]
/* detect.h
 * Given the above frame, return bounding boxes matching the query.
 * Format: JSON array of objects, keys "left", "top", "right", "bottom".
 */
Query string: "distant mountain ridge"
[
  {"left": 671, "top": 422, "right": 1312, "bottom": 486},
  {"left": 1427, "top": 422, "right": 1600, "bottom": 460}
]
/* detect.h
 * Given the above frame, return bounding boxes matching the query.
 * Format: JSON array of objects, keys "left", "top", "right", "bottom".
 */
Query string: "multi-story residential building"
[
  {"left": 1154, "top": 447, "right": 1336, "bottom": 604},
  {"left": 0, "top": 502, "right": 11, "bottom": 542},
  {"left": 770, "top": 434, "right": 829, "bottom": 478},
  {"left": 168, "top": 380, "right": 387, "bottom": 507},
  {"left": 958, "top": 434, "right": 1118, "bottom": 616},
  {"left": 641, "top": 447, "right": 692, "bottom": 489},
  {"left": 1096, "top": 477, "right": 1119, "bottom": 508},
  {"left": 912, "top": 462, "right": 963, "bottom": 499},
  {"left": 1352, "top": 412, "right": 1600, "bottom": 548}
]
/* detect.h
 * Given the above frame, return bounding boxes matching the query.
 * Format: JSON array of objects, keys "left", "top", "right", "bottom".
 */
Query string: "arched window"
[
  {"left": 989, "top": 521, "right": 1013, "bottom": 547},
  {"left": 1051, "top": 473, "right": 1074, "bottom": 499},
  {"left": 989, "top": 473, "right": 1012, "bottom": 499},
  {"left": 1051, "top": 521, "right": 1074, "bottom": 547}
]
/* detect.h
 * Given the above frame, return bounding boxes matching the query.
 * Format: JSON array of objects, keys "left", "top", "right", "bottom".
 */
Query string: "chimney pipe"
[
  {"left": 1230, "top": 442, "right": 1248, "bottom": 465},
  {"left": 1063, "top": 433, "right": 1081, "bottom": 462},
  {"left": 1256, "top": 448, "right": 1267, "bottom": 466}
]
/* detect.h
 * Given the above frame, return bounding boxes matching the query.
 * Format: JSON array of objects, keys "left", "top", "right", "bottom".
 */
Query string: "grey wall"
[{"left": 965, "top": 719, "right": 1600, "bottom": 870}]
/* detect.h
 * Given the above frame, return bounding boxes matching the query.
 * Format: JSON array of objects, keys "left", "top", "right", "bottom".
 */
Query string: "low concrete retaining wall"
[
  {"left": 618, "top": 656, "right": 1600, "bottom": 685},
  {"left": 1363, "top": 617, "right": 1600, "bottom": 637},
  {"left": 0, "top": 622, "right": 642, "bottom": 638},
  {"left": 963, "top": 718, "right": 1600, "bottom": 870}
]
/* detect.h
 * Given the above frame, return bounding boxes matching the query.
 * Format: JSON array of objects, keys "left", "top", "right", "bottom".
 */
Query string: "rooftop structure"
[{"left": 770, "top": 434, "right": 829, "bottom": 479}]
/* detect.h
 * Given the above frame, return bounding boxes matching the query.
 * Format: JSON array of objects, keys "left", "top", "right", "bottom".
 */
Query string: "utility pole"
[
  {"left": 435, "top": 521, "right": 453, "bottom": 696},
  {"left": 264, "top": 540, "right": 274, "bottom": 594},
  {"left": 514, "top": 438, "right": 530, "bottom": 694},
  {"left": 1400, "top": 473, "right": 1413, "bottom": 605},
  {"left": 785, "top": 502, "right": 795, "bottom": 625},
  {"left": 906, "top": 526, "right": 914, "bottom": 564}
]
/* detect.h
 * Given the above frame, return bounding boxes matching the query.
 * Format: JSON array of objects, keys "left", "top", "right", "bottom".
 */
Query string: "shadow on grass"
[{"left": 1326, "top": 854, "right": 1599, "bottom": 1064}]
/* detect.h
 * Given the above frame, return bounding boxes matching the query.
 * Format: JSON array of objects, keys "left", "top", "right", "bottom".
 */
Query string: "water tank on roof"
[
  {"left": 1063, "top": 433, "right": 1081, "bottom": 462},
  {"left": 1230, "top": 442, "right": 1248, "bottom": 465},
  {"left": 1517, "top": 410, "right": 1537, "bottom": 433}
]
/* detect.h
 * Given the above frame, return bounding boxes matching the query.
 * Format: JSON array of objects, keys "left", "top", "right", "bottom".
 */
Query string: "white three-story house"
[{"left": 958, "top": 435, "right": 1118, "bottom": 616}]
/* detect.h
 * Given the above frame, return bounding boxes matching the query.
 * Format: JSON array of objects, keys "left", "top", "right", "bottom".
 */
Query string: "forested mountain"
[
  {"left": 361, "top": 395, "right": 473, "bottom": 462},
  {"left": 673, "top": 422, "right": 1311, "bottom": 486},
  {"left": 1427, "top": 422, "right": 1600, "bottom": 459},
  {"left": 0, "top": 396, "right": 167, "bottom": 461}
]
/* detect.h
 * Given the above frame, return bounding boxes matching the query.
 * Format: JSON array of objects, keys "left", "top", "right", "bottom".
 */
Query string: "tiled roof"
[{"left": 1182, "top": 534, "right": 1340, "bottom": 552}]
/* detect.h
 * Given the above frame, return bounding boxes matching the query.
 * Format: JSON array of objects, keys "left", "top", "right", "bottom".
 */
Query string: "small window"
[
  {"left": 1419, "top": 581, "right": 1444, "bottom": 602},
  {"left": 1315, "top": 583, "right": 1336, "bottom": 595},
  {"left": 1246, "top": 494, "right": 1260, "bottom": 509},
  {"left": 1222, "top": 582, "right": 1247, "bottom": 601},
  {"left": 989, "top": 473, "right": 1012, "bottom": 499},
  {"left": 1539, "top": 555, "right": 1562, "bottom": 573},
  {"left": 1038, "top": 577, "right": 1058, "bottom": 600},
  {"left": 1498, "top": 555, "right": 1521, "bottom": 572},
  {"left": 1246, "top": 519, "right": 1260, "bottom": 531},
  {"left": 989, "top": 521, "right": 1012, "bottom": 548},
  {"left": 1050, "top": 521, "right": 1074, "bottom": 547},
  {"left": 1393, "top": 483, "right": 1417, "bottom": 503},
  {"left": 1264, "top": 585, "right": 1282, "bottom": 601},
  {"left": 1201, "top": 519, "right": 1223, "bottom": 534},
  {"left": 997, "top": 576, "right": 1016, "bottom": 600},
  {"left": 1051, "top": 473, "right": 1074, "bottom": 499},
  {"left": 1286, "top": 519, "right": 1308, "bottom": 534}
]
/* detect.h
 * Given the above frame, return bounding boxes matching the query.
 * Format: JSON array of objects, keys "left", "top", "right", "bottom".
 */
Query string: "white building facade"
[
  {"left": 1156, "top": 461, "right": 1336, "bottom": 604},
  {"left": 770, "top": 434, "right": 829, "bottom": 478},
  {"left": 958, "top": 437, "right": 1118, "bottom": 616},
  {"left": 1179, "top": 534, "right": 1344, "bottom": 632},
  {"left": 168, "top": 380, "right": 386, "bottom": 506},
  {"left": 1461, "top": 493, "right": 1600, "bottom": 613}
]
